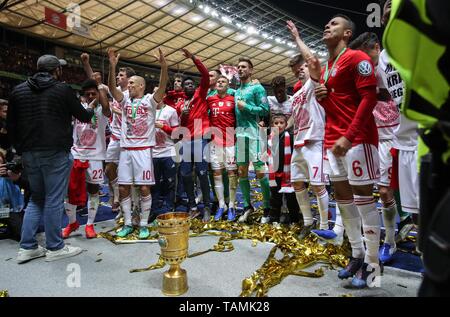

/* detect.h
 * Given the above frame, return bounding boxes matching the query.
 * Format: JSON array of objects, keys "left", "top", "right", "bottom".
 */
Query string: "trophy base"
[{"left": 162, "top": 265, "right": 188, "bottom": 296}]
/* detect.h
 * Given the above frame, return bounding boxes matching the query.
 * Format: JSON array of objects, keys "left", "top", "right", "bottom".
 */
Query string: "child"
[{"left": 264, "top": 114, "right": 300, "bottom": 224}]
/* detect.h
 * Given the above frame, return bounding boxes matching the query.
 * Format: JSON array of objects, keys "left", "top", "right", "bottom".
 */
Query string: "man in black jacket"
[{"left": 7, "top": 54, "right": 95, "bottom": 263}]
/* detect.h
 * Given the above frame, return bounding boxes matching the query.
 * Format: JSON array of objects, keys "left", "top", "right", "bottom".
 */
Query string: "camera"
[{"left": 1, "top": 158, "right": 22, "bottom": 177}]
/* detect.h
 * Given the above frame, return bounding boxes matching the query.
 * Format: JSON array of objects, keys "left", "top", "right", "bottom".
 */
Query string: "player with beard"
[
  {"left": 235, "top": 57, "right": 270, "bottom": 222},
  {"left": 286, "top": 21, "right": 338, "bottom": 240},
  {"left": 314, "top": 15, "right": 382, "bottom": 288}
]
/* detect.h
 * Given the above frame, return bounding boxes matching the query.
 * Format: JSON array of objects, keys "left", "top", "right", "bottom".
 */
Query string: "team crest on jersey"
[
  {"left": 331, "top": 66, "right": 339, "bottom": 77},
  {"left": 218, "top": 102, "right": 224, "bottom": 107},
  {"left": 358, "top": 61, "right": 373, "bottom": 76}
]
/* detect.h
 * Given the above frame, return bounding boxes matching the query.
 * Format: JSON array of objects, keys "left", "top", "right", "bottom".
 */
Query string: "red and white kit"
[
  {"left": 290, "top": 79, "right": 327, "bottom": 185},
  {"left": 71, "top": 103, "right": 109, "bottom": 184},
  {"left": 378, "top": 49, "right": 419, "bottom": 213},
  {"left": 153, "top": 105, "right": 179, "bottom": 159},
  {"left": 207, "top": 93, "right": 237, "bottom": 171},
  {"left": 118, "top": 93, "right": 157, "bottom": 185},
  {"left": 319, "top": 49, "right": 380, "bottom": 185},
  {"left": 106, "top": 89, "right": 128, "bottom": 163},
  {"left": 374, "top": 64, "right": 400, "bottom": 187}
]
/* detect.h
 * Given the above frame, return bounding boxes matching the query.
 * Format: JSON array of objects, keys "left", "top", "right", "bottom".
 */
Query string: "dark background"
[{"left": 267, "top": 0, "right": 386, "bottom": 41}]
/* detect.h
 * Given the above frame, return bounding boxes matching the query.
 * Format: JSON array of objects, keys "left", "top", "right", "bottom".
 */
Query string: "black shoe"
[
  {"left": 280, "top": 213, "right": 291, "bottom": 225},
  {"left": 351, "top": 262, "right": 383, "bottom": 288},
  {"left": 338, "top": 257, "right": 364, "bottom": 279},
  {"left": 211, "top": 201, "right": 219, "bottom": 214}
]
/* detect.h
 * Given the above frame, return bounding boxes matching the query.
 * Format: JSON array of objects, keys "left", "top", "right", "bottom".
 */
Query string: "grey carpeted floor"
[{"left": 0, "top": 220, "right": 421, "bottom": 297}]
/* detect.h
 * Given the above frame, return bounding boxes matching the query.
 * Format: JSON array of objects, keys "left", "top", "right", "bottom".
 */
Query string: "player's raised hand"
[
  {"left": 81, "top": 53, "right": 89, "bottom": 64},
  {"left": 287, "top": 20, "right": 301, "bottom": 40},
  {"left": 107, "top": 48, "right": 120, "bottom": 67},
  {"left": 181, "top": 48, "right": 194, "bottom": 60},
  {"left": 154, "top": 47, "right": 167, "bottom": 67}
]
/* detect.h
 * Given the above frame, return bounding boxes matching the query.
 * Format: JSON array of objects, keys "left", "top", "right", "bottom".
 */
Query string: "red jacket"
[
  {"left": 176, "top": 57, "right": 210, "bottom": 139},
  {"left": 164, "top": 90, "right": 186, "bottom": 109}
]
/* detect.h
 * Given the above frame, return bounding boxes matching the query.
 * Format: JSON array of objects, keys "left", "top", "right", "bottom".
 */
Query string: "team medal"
[{"left": 130, "top": 98, "right": 142, "bottom": 124}]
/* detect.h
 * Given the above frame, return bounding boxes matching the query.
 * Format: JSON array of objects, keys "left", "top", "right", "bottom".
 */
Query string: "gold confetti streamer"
[
  {"left": 130, "top": 256, "right": 166, "bottom": 273},
  {"left": 0, "top": 290, "right": 8, "bottom": 297},
  {"left": 110, "top": 216, "right": 350, "bottom": 296}
]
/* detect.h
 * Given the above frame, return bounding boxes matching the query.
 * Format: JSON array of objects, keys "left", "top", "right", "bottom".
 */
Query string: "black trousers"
[
  {"left": 418, "top": 153, "right": 450, "bottom": 296},
  {"left": 269, "top": 177, "right": 300, "bottom": 222}
]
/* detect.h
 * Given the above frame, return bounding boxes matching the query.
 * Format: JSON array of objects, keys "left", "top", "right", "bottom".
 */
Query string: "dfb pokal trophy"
[{"left": 156, "top": 212, "right": 190, "bottom": 296}]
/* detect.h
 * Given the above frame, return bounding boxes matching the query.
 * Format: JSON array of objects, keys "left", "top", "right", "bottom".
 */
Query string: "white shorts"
[
  {"left": 106, "top": 138, "right": 120, "bottom": 164},
  {"left": 86, "top": 160, "right": 104, "bottom": 185},
  {"left": 327, "top": 144, "right": 380, "bottom": 186},
  {"left": 291, "top": 140, "right": 327, "bottom": 185},
  {"left": 378, "top": 139, "right": 394, "bottom": 187},
  {"left": 398, "top": 149, "right": 419, "bottom": 214},
  {"left": 118, "top": 148, "right": 155, "bottom": 185},
  {"left": 210, "top": 143, "right": 237, "bottom": 171}
]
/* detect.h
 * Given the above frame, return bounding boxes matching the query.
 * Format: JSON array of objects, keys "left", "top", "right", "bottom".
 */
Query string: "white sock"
[
  {"left": 121, "top": 197, "right": 132, "bottom": 226},
  {"left": 111, "top": 178, "right": 120, "bottom": 204},
  {"left": 295, "top": 189, "right": 313, "bottom": 226},
  {"left": 316, "top": 187, "right": 329, "bottom": 230},
  {"left": 65, "top": 202, "right": 77, "bottom": 224},
  {"left": 338, "top": 200, "right": 364, "bottom": 259},
  {"left": 213, "top": 174, "right": 226, "bottom": 208},
  {"left": 87, "top": 194, "right": 99, "bottom": 225},
  {"left": 139, "top": 195, "right": 152, "bottom": 227},
  {"left": 355, "top": 195, "right": 381, "bottom": 265},
  {"left": 228, "top": 174, "right": 238, "bottom": 209},
  {"left": 382, "top": 198, "right": 397, "bottom": 247},
  {"left": 333, "top": 204, "right": 345, "bottom": 237}
]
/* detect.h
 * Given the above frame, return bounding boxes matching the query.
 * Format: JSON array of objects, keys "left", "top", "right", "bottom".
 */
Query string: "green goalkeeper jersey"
[{"left": 235, "top": 82, "right": 269, "bottom": 140}]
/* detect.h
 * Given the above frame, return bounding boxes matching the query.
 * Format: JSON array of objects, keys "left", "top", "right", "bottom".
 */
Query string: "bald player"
[{"left": 107, "top": 48, "right": 168, "bottom": 239}]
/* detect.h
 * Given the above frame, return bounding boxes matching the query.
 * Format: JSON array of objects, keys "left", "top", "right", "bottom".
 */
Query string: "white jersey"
[
  {"left": 373, "top": 100, "right": 400, "bottom": 140},
  {"left": 153, "top": 105, "right": 179, "bottom": 158},
  {"left": 268, "top": 96, "right": 292, "bottom": 118},
  {"left": 378, "top": 50, "right": 418, "bottom": 150},
  {"left": 291, "top": 79, "right": 325, "bottom": 146},
  {"left": 71, "top": 103, "right": 109, "bottom": 160},
  {"left": 119, "top": 93, "right": 157, "bottom": 149},
  {"left": 110, "top": 89, "right": 129, "bottom": 139}
]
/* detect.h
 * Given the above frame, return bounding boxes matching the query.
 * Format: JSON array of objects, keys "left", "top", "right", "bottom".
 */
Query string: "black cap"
[{"left": 37, "top": 55, "right": 67, "bottom": 72}]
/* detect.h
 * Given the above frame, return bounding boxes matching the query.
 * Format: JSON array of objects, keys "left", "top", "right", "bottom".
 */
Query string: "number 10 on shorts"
[{"left": 143, "top": 170, "right": 152, "bottom": 181}]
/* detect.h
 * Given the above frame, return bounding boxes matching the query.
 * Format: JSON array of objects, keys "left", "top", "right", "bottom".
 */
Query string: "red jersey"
[
  {"left": 164, "top": 90, "right": 186, "bottom": 109},
  {"left": 175, "top": 58, "right": 210, "bottom": 140},
  {"left": 319, "top": 48, "right": 378, "bottom": 149},
  {"left": 293, "top": 80, "right": 303, "bottom": 94},
  {"left": 207, "top": 94, "right": 236, "bottom": 147}
]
